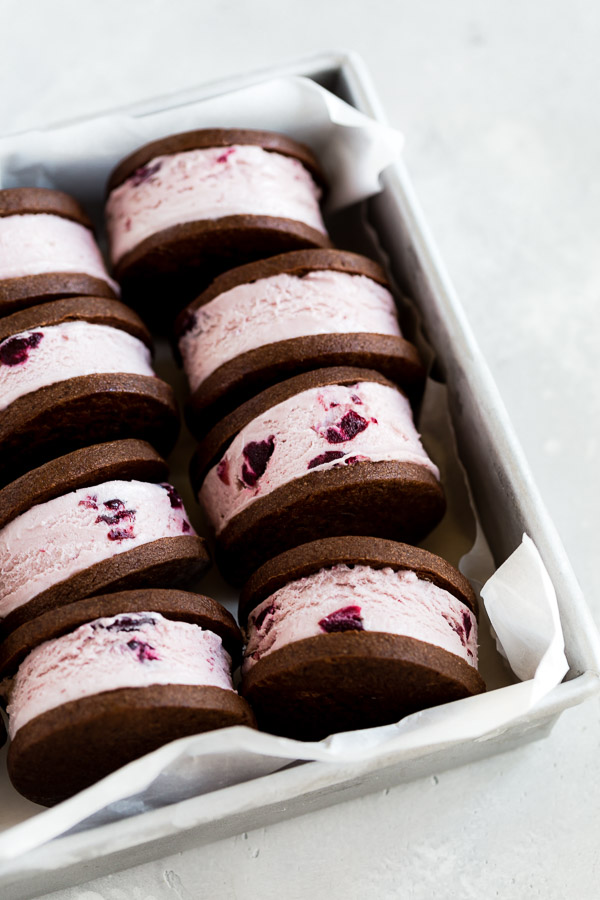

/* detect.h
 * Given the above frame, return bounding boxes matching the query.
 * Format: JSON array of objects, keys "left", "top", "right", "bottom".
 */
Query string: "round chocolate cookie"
[
  {"left": 191, "top": 367, "right": 445, "bottom": 585},
  {"left": 0, "top": 440, "right": 210, "bottom": 636},
  {"left": 105, "top": 129, "right": 331, "bottom": 320},
  {"left": 0, "top": 590, "right": 255, "bottom": 805},
  {"left": 177, "top": 249, "right": 425, "bottom": 434},
  {"left": 0, "top": 296, "right": 179, "bottom": 483},
  {"left": 240, "top": 537, "right": 486, "bottom": 741},
  {"left": 0, "top": 188, "right": 118, "bottom": 315}
]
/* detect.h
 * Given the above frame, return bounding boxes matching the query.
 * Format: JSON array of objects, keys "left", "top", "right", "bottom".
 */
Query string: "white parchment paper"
[{"left": 0, "top": 75, "right": 570, "bottom": 864}]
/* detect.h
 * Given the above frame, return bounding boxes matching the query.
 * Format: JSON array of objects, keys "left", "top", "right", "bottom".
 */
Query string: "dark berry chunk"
[
  {"left": 127, "top": 639, "right": 160, "bottom": 662},
  {"left": 161, "top": 483, "right": 183, "bottom": 509},
  {"left": 319, "top": 605, "right": 364, "bottom": 633},
  {"left": 78, "top": 494, "right": 98, "bottom": 510},
  {"left": 103, "top": 615, "right": 157, "bottom": 633},
  {"left": 350, "top": 394, "right": 363, "bottom": 404},
  {"left": 130, "top": 161, "right": 162, "bottom": 186},
  {"left": 462, "top": 611, "right": 472, "bottom": 641},
  {"left": 344, "top": 454, "right": 369, "bottom": 466},
  {"left": 107, "top": 527, "right": 136, "bottom": 541},
  {"left": 181, "top": 519, "right": 190, "bottom": 533},
  {"left": 325, "top": 410, "right": 369, "bottom": 444},
  {"left": 217, "top": 458, "right": 230, "bottom": 485},
  {"left": 307, "top": 450, "right": 344, "bottom": 470},
  {"left": 0, "top": 332, "right": 43, "bottom": 367},
  {"left": 241, "top": 436, "right": 275, "bottom": 487},
  {"left": 104, "top": 499, "right": 125, "bottom": 510},
  {"left": 95, "top": 508, "right": 135, "bottom": 525},
  {"left": 254, "top": 603, "right": 275, "bottom": 630}
]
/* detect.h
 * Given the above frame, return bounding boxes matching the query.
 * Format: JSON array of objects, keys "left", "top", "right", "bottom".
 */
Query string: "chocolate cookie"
[
  {"left": 105, "top": 129, "right": 331, "bottom": 319},
  {"left": 191, "top": 367, "right": 445, "bottom": 585},
  {"left": 0, "top": 440, "right": 210, "bottom": 636},
  {"left": 0, "top": 187, "right": 118, "bottom": 315},
  {"left": 0, "top": 296, "right": 179, "bottom": 483},
  {"left": 0, "top": 590, "right": 255, "bottom": 805},
  {"left": 176, "top": 249, "right": 425, "bottom": 434},
  {"left": 240, "top": 537, "right": 485, "bottom": 740}
]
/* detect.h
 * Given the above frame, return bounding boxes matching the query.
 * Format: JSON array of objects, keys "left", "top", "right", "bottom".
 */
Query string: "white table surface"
[{"left": 2, "top": 1, "right": 599, "bottom": 897}]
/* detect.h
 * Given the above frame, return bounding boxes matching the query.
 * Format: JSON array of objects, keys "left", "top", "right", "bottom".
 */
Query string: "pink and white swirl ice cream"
[{"left": 5, "top": 611, "right": 234, "bottom": 738}]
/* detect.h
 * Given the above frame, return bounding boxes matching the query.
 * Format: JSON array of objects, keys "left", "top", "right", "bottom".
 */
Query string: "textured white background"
[{"left": 2, "top": 0, "right": 599, "bottom": 897}]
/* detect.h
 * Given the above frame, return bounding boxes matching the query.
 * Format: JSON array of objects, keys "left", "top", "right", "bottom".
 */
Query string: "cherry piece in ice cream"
[
  {"left": 241, "top": 436, "right": 275, "bottom": 487},
  {"left": 216, "top": 148, "right": 235, "bottom": 164},
  {"left": 319, "top": 605, "right": 365, "bottom": 633},
  {"left": 130, "top": 161, "right": 162, "bottom": 187},
  {"left": 307, "top": 450, "right": 345, "bottom": 470},
  {"left": 161, "top": 483, "right": 183, "bottom": 509},
  {"left": 126, "top": 639, "right": 160, "bottom": 662},
  {"left": 0, "top": 332, "right": 43, "bottom": 367},
  {"left": 103, "top": 615, "right": 157, "bottom": 633},
  {"left": 78, "top": 495, "right": 98, "bottom": 510},
  {"left": 95, "top": 508, "right": 135, "bottom": 525},
  {"left": 325, "top": 410, "right": 369, "bottom": 444},
  {"left": 107, "top": 527, "right": 136, "bottom": 541},
  {"left": 442, "top": 613, "right": 467, "bottom": 646}
]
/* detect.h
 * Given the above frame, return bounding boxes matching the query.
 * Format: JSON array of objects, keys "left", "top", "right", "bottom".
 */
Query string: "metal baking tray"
[{"left": 0, "top": 50, "right": 598, "bottom": 899}]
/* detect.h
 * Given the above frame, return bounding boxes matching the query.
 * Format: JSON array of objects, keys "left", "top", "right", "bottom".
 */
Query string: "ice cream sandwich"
[
  {"left": 0, "top": 187, "right": 118, "bottom": 316},
  {"left": 240, "top": 537, "right": 486, "bottom": 740},
  {"left": 105, "top": 129, "right": 331, "bottom": 313},
  {"left": 191, "top": 367, "right": 445, "bottom": 584},
  {"left": 0, "top": 440, "right": 210, "bottom": 636},
  {"left": 0, "top": 589, "right": 255, "bottom": 805},
  {"left": 0, "top": 295, "right": 178, "bottom": 483},
  {"left": 177, "top": 249, "right": 425, "bottom": 433}
]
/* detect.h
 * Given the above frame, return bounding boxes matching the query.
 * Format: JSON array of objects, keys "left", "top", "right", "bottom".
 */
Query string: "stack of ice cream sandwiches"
[
  {"left": 0, "top": 126, "right": 487, "bottom": 805},
  {"left": 0, "top": 185, "right": 256, "bottom": 804}
]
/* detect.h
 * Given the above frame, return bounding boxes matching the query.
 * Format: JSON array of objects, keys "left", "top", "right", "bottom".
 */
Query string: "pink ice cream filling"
[
  {"left": 244, "top": 564, "right": 478, "bottom": 673},
  {"left": 200, "top": 381, "right": 440, "bottom": 535},
  {"left": 0, "top": 213, "right": 118, "bottom": 291},
  {"left": 5, "top": 612, "right": 233, "bottom": 738},
  {"left": 0, "top": 320, "right": 155, "bottom": 411},
  {"left": 0, "top": 480, "right": 194, "bottom": 619},
  {"left": 179, "top": 270, "right": 402, "bottom": 393},
  {"left": 106, "top": 144, "right": 326, "bottom": 266}
]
